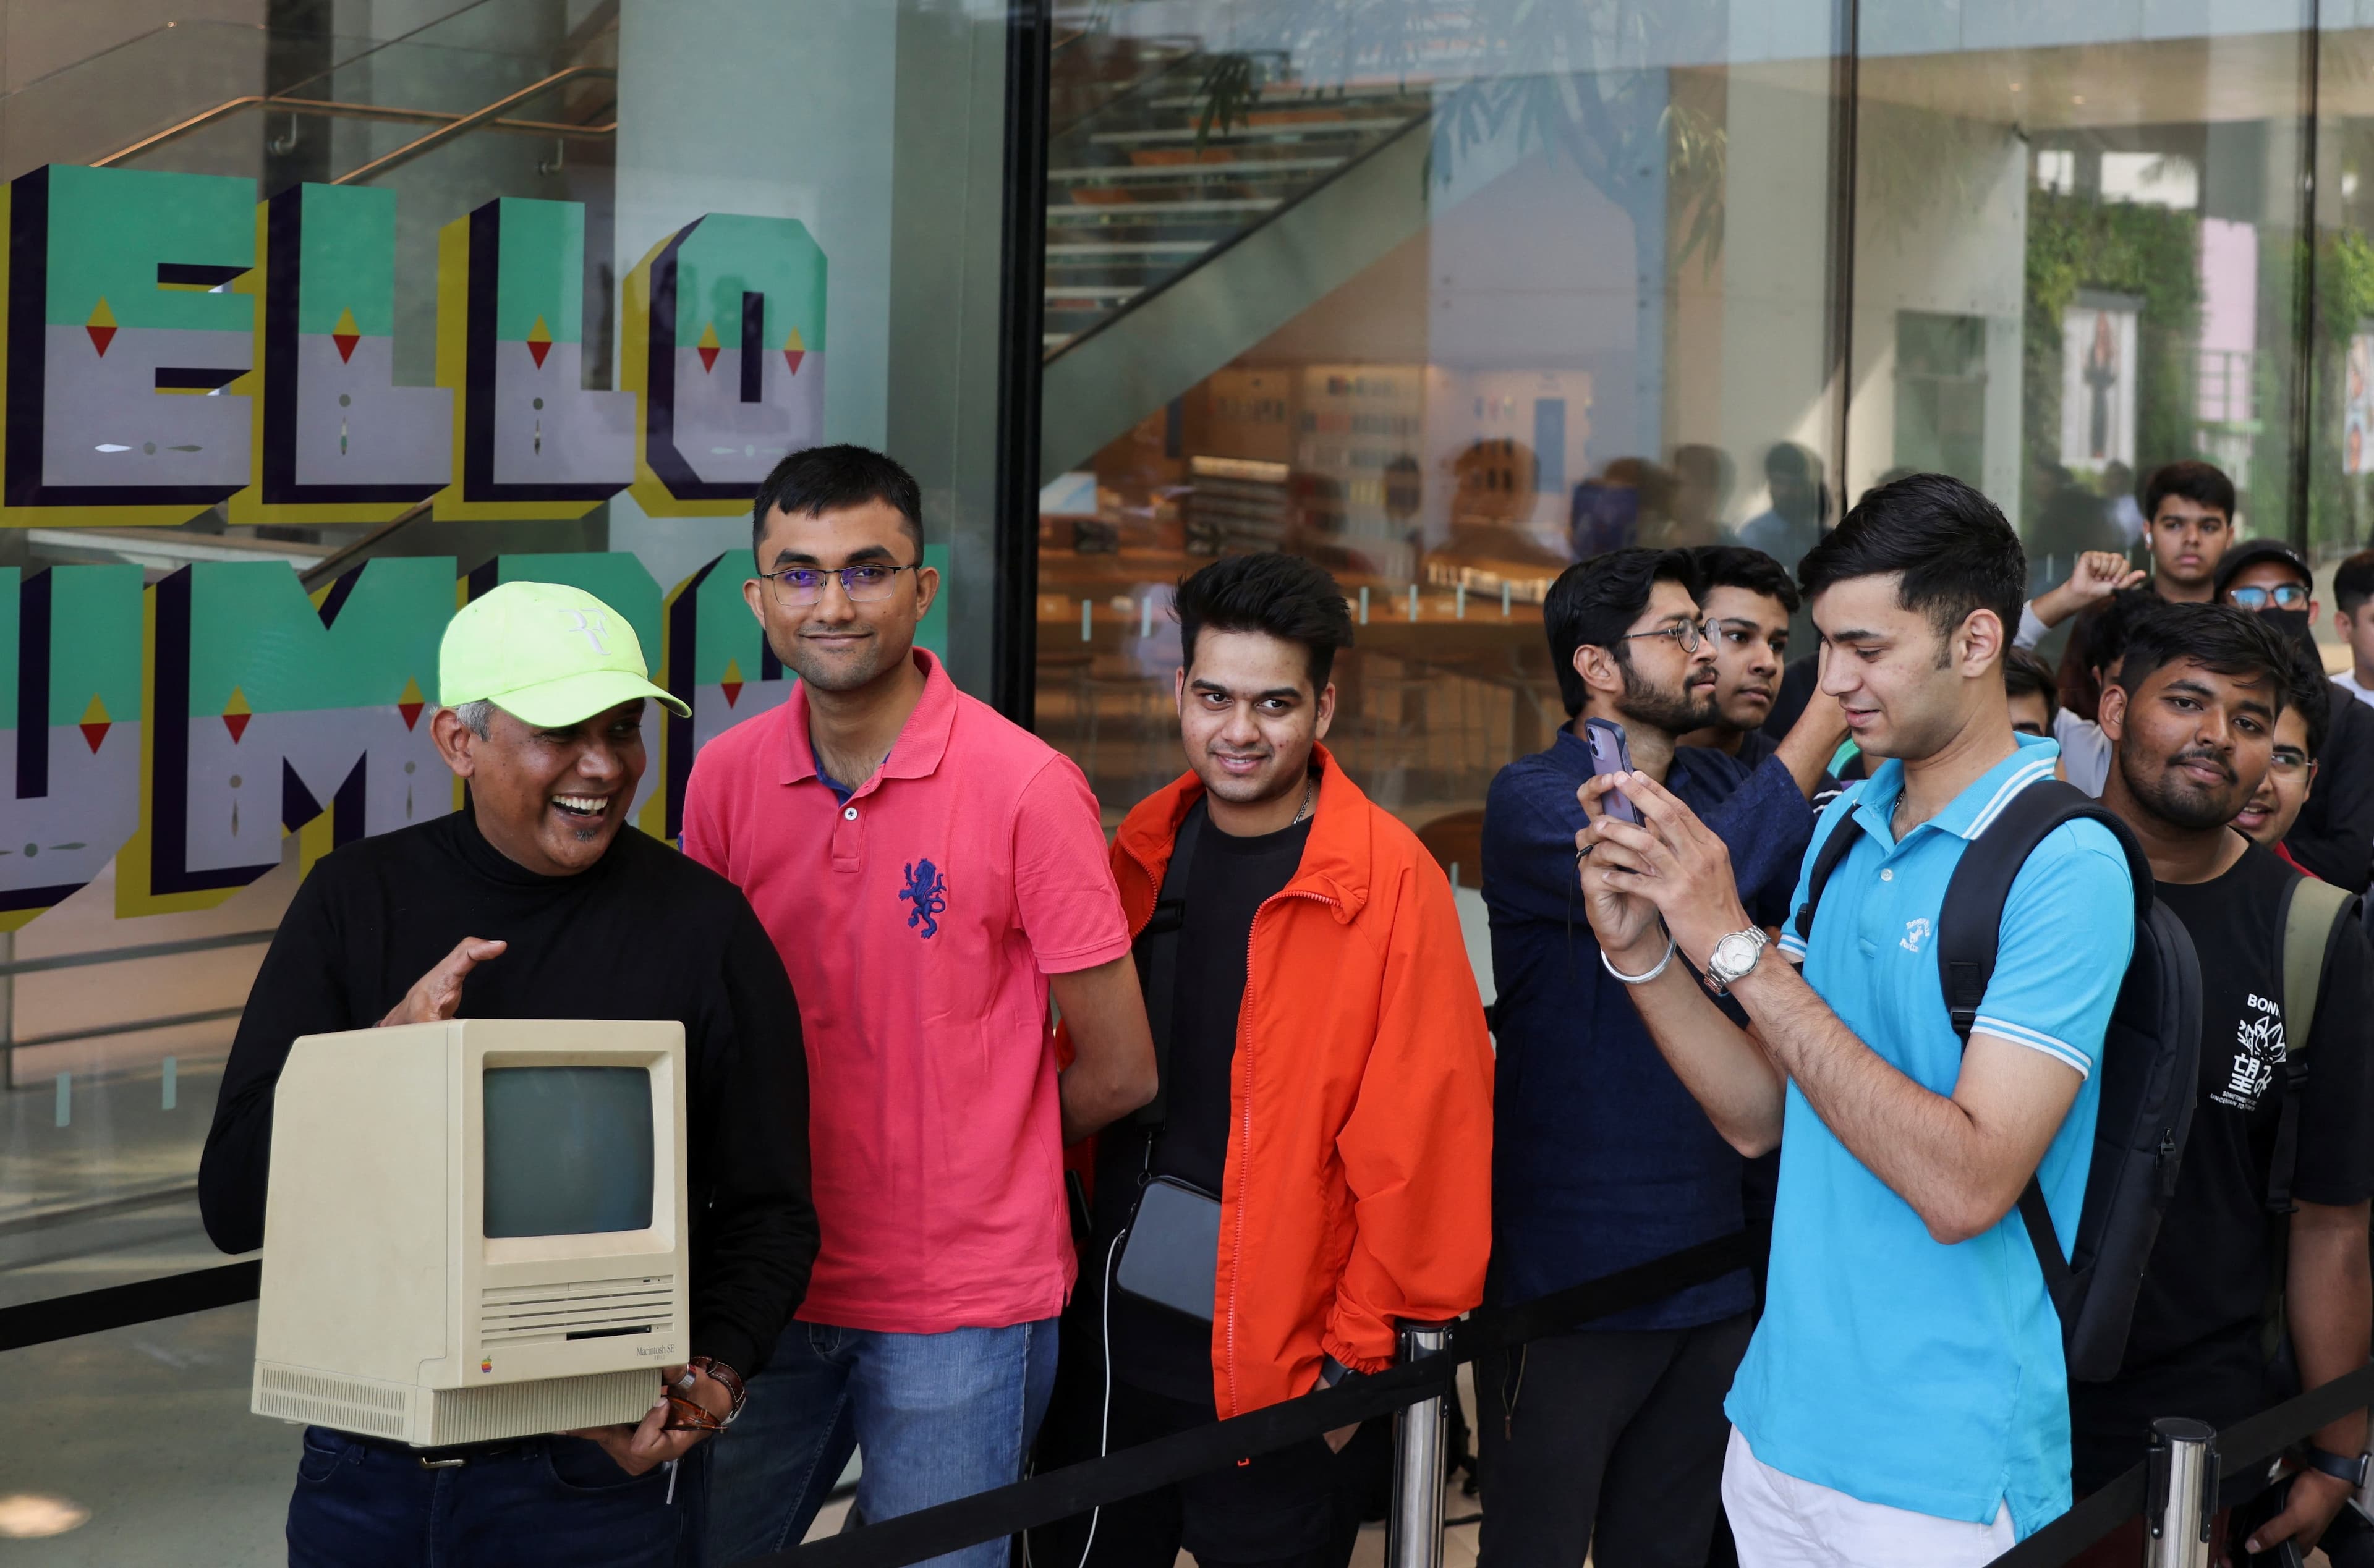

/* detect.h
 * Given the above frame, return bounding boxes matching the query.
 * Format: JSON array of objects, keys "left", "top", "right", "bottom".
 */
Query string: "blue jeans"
[
  {"left": 285, "top": 1426, "right": 707, "bottom": 1567},
  {"left": 706, "top": 1318, "right": 1060, "bottom": 1568}
]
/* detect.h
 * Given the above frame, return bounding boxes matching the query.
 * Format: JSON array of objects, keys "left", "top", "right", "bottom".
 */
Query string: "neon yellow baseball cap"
[{"left": 440, "top": 580, "right": 690, "bottom": 726}]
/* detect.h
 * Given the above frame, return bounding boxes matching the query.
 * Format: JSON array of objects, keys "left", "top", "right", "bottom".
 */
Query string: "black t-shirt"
[
  {"left": 1158, "top": 804, "right": 1313, "bottom": 1194},
  {"left": 197, "top": 807, "right": 820, "bottom": 1379},
  {"left": 1094, "top": 799, "right": 1313, "bottom": 1404},
  {"left": 2070, "top": 840, "right": 2374, "bottom": 1485}
]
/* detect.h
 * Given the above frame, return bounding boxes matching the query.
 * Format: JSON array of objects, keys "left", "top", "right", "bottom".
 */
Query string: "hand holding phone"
[{"left": 1585, "top": 718, "right": 1641, "bottom": 825}]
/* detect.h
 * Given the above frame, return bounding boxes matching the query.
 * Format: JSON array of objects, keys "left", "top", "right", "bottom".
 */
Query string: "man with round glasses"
[
  {"left": 1477, "top": 546, "right": 1842, "bottom": 1568},
  {"left": 684, "top": 444, "right": 1159, "bottom": 1563},
  {"left": 2216, "top": 539, "right": 2374, "bottom": 891}
]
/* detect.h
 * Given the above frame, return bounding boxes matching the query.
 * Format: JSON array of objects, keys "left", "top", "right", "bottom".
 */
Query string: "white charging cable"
[{"left": 1076, "top": 1228, "right": 1128, "bottom": 1568}]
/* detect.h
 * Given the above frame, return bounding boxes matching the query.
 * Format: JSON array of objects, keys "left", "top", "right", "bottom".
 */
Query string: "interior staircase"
[
  {"left": 1037, "top": 38, "right": 1437, "bottom": 480},
  {"left": 1043, "top": 53, "right": 1432, "bottom": 359}
]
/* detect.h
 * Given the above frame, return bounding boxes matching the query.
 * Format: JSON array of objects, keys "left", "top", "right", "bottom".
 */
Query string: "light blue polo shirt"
[{"left": 1727, "top": 735, "right": 2132, "bottom": 1537}]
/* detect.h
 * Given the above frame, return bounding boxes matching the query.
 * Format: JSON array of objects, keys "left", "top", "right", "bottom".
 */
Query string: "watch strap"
[
  {"left": 2303, "top": 1444, "right": 2369, "bottom": 1487},
  {"left": 688, "top": 1355, "right": 748, "bottom": 1428}
]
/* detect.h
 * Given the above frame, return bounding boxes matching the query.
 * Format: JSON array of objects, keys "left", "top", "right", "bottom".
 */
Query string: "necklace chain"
[{"left": 1291, "top": 776, "right": 1316, "bottom": 825}]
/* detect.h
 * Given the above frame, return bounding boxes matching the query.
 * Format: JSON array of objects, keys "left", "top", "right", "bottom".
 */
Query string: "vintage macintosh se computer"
[{"left": 250, "top": 1018, "right": 689, "bottom": 1446}]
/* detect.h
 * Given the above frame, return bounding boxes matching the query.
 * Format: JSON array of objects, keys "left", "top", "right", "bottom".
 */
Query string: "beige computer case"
[{"left": 250, "top": 1018, "right": 689, "bottom": 1446}]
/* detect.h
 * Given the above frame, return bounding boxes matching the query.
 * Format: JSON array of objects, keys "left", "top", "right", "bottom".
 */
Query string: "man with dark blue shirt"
[{"left": 1478, "top": 548, "right": 1842, "bottom": 1568}]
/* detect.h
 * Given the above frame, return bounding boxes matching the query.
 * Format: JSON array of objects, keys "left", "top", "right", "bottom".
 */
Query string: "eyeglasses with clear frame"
[
  {"left": 1616, "top": 619, "right": 1714, "bottom": 654},
  {"left": 757, "top": 562, "right": 922, "bottom": 606}
]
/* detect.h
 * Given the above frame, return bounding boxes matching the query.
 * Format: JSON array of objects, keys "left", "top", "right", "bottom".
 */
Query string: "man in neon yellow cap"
[
  {"left": 202, "top": 579, "right": 819, "bottom": 1567},
  {"left": 435, "top": 578, "right": 690, "bottom": 876}
]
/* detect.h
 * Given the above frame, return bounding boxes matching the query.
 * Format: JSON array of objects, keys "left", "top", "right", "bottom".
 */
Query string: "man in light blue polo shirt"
[{"left": 1573, "top": 473, "right": 2131, "bottom": 1566}]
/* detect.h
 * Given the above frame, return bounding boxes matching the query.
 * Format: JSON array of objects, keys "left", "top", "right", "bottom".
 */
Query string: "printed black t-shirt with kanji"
[{"left": 2069, "top": 839, "right": 2374, "bottom": 1492}]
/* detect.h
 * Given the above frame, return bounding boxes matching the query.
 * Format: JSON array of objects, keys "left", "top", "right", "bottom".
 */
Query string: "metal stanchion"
[
  {"left": 2145, "top": 1417, "right": 2217, "bottom": 1568},
  {"left": 1386, "top": 1322, "right": 1453, "bottom": 1568}
]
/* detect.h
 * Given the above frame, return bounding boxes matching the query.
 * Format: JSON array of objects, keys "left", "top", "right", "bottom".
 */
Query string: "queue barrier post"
[
  {"left": 1386, "top": 1321, "right": 1453, "bottom": 1568},
  {"left": 2144, "top": 1417, "right": 2216, "bottom": 1568}
]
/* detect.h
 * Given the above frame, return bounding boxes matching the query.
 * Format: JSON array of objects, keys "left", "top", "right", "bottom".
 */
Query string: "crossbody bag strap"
[
  {"left": 1129, "top": 799, "right": 1207, "bottom": 1129},
  {"left": 2266, "top": 875, "right": 2355, "bottom": 1215}
]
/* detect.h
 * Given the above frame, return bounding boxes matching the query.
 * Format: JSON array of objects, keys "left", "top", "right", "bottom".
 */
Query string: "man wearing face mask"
[
  {"left": 2215, "top": 540, "right": 2374, "bottom": 891},
  {"left": 1034, "top": 552, "right": 1494, "bottom": 1568}
]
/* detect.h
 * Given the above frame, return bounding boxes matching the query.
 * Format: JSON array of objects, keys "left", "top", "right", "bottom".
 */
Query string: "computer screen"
[{"left": 481, "top": 1066, "right": 655, "bottom": 1238}]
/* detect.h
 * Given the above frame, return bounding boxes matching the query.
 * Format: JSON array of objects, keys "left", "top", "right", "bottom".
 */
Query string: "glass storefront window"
[
  {"left": 14, "top": 0, "right": 2374, "bottom": 1555},
  {"left": 1850, "top": 3, "right": 2317, "bottom": 596},
  {"left": 1, "top": 4, "right": 1019, "bottom": 1552},
  {"left": 1034, "top": 1, "right": 1845, "bottom": 853}
]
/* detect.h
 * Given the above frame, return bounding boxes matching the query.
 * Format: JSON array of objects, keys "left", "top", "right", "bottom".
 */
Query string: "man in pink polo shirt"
[{"left": 686, "top": 445, "right": 1158, "bottom": 1566}]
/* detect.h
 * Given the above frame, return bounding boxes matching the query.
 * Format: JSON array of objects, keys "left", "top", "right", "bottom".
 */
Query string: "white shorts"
[{"left": 1719, "top": 1426, "right": 2016, "bottom": 1568}]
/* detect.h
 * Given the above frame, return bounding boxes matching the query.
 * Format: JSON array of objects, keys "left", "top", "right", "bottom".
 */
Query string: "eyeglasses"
[
  {"left": 2227, "top": 583, "right": 2310, "bottom": 611},
  {"left": 2268, "top": 752, "right": 2312, "bottom": 780},
  {"left": 759, "top": 562, "right": 921, "bottom": 606},
  {"left": 1617, "top": 619, "right": 1712, "bottom": 654}
]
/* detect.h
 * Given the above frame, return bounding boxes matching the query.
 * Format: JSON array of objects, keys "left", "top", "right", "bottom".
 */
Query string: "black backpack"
[{"left": 1793, "top": 778, "right": 2201, "bottom": 1382}]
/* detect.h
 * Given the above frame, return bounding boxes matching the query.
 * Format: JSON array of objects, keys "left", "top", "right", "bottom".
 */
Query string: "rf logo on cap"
[
  {"left": 440, "top": 580, "right": 688, "bottom": 728},
  {"left": 564, "top": 609, "right": 610, "bottom": 656}
]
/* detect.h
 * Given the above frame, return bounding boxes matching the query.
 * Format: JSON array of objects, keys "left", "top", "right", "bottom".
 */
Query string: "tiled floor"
[{"left": 1, "top": 1300, "right": 293, "bottom": 1566}]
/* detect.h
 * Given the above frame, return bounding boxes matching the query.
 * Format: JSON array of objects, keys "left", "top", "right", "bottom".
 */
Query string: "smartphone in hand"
[{"left": 1584, "top": 717, "right": 1641, "bottom": 825}]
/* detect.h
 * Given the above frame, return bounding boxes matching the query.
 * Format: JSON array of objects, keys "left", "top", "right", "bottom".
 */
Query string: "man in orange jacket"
[{"left": 1035, "top": 552, "right": 1494, "bottom": 1568}]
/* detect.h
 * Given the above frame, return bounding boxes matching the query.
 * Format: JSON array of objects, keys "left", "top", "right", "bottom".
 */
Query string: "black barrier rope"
[
  {"left": 0, "top": 1259, "right": 260, "bottom": 1354},
  {"left": 1982, "top": 1360, "right": 2374, "bottom": 1568},
  {"left": 19, "top": 1234, "right": 2355, "bottom": 1568},
  {"left": 737, "top": 1218, "right": 2374, "bottom": 1568},
  {"left": 1978, "top": 1462, "right": 2148, "bottom": 1567},
  {"left": 739, "top": 1231, "right": 1753, "bottom": 1568},
  {"left": 2218, "top": 1360, "right": 2374, "bottom": 1480}
]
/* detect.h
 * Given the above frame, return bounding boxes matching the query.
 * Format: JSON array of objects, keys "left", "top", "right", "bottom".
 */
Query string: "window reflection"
[{"left": 1039, "top": 0, "right": 1838, "bottom": 828}]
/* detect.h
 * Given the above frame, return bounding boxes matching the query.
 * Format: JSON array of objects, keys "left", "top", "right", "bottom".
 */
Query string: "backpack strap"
[
  {"left": 1933, "top": 778, "right": 2155, "bottom": 1297},
  {"left": 2279, "top": 876, "right": 2352, "bottom": 1062},
  {"left": 2265, "top": 875, "right": 2357, "bottom": 1214},
  {"left": 1128, "top": 799, "right": 1206, "bottom": 1129},
  {"left": 1792, "top": 799, "right": 1870, "bottom": 946},
  {"left": 1933, "top": 779, "right": 2153, "bottom": 1041}
]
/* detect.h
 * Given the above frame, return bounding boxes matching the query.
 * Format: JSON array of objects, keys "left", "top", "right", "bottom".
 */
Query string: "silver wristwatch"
[{"left": 1703, "top": 926, "right": 1769, "bottom": 996}]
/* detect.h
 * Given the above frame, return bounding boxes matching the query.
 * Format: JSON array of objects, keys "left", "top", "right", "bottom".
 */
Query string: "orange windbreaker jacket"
[{"left": 1094, "top": 747, "right": 1494, "bottom": 1418}]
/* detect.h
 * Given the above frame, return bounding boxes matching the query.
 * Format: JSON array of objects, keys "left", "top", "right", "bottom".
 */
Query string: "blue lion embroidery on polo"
[{"left": 898, "top": 859, "right": 948, "bottom": 939}]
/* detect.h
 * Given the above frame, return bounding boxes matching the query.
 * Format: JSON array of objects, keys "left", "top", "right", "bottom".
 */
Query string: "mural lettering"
[
  {"left": 0, "top": 166, "right": 830, "bottom": 528},
  {"left": 4, "top": 546, "right": 947, "bottom": 930}
]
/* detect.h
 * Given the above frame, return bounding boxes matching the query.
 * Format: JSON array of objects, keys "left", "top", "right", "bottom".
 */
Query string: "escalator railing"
[
  {"left": 1042, "top": 49, "right": 1431, "bottom": 356},
  {"left": 0, "top": 0, "right": 617, "bottom": 184}
]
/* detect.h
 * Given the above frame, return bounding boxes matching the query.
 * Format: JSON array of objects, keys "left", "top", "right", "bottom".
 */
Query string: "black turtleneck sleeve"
[
  {"left": 199, "top": 857, "right": 352, "bottom": 1255},
  {"left": 198, "top": 809, "right": 817, "bottom": 1379}
]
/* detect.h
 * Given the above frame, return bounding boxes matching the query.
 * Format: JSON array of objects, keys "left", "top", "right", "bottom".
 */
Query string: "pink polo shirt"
[{"left": 681, "top": 650, "right": 1131, "bottom": 1333}]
